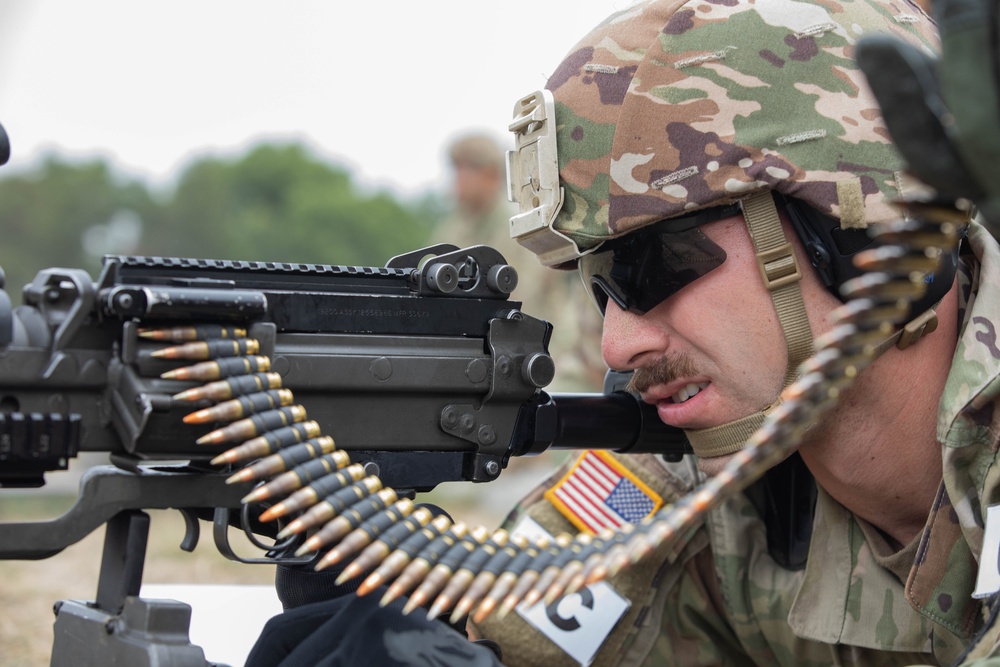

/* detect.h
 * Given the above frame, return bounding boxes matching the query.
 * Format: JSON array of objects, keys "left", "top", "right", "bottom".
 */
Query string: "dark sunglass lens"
[
  {"left": 633, "top": 230, "right": 726, "bottom": 311},
  {"left": 579, "top": 220, "right": 728, "bottom": 315}
]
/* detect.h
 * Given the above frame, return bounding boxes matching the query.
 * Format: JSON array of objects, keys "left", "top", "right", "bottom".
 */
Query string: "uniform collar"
[{"left": 787, "top": 487, "right": 934, "bottom": 652}]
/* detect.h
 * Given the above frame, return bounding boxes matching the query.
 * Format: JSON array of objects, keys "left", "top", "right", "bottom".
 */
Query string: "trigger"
[{"left": 179, "top": 509, "right": 201, "bottom": 552}]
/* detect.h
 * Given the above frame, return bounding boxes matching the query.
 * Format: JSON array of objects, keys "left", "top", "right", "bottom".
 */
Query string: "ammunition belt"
[{"left": 146, "top": 196, "right": 965, "bottom": 626}]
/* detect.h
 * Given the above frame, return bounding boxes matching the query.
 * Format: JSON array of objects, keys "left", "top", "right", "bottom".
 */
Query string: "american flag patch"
[{"left": 544, "top": 451, "right": 663, "bottom": 534}]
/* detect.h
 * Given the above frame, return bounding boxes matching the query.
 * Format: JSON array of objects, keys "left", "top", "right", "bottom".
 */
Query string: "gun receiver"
[{"left": 1, "top": 245, "right": 545, "bottom": 487}]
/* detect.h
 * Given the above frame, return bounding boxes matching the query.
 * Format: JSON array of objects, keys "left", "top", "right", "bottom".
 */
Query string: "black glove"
[
  {"left": 250, "top": 503, "right": 504, "bottom": 666},
  {"left": 272, "top": 503, "right": 455, "bottom": 612},
  {"left": 244, "top": 591, "right": 503, "bottom": 667}
]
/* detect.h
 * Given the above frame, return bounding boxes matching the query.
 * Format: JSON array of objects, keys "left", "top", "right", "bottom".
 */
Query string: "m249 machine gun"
[{"left": 0, "top": 114, "right": 688, "bottom": 665}]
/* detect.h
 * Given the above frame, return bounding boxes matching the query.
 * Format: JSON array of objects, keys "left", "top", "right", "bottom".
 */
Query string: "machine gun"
[
  {"left": 0, "top": 234, "right": 689, "bottom": 665},
  {"left": 0, "top": 245, "right": 690, "bottom": 491}
]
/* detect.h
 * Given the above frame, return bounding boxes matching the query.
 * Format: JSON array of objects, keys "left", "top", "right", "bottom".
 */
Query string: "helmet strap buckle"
[{"left": 756, "top": 242, "right": 803, "bottom": 292}]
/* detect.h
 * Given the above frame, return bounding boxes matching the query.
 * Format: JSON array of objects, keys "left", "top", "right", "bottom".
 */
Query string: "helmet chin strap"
[
  {"left": 681, "top": 191, "right": 942, "bottom": 461},
  {"left": 684, "top": 191, "right": 814, "bottom": 459}
]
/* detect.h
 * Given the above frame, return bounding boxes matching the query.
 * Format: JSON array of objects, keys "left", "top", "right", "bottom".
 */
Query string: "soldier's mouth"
[{"left": 671, "top": 382, "right": 709, "bottom": 404}]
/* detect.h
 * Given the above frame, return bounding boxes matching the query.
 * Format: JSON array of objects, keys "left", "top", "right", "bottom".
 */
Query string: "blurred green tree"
[
  {"left": 147, "top": 144, "right": 435, "bottom": 265},
  {"left": 0, "top": 156, "right": 156, "bottom": 299},
  {"left": 144, "top": 144, "right": 438, "bottom": 265},
  {"left": 0, "top": 143, "right": 443, "bottom": 303}
]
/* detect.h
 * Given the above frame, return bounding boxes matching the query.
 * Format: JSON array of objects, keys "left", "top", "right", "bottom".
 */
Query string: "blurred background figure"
[
  {"left": 435, "top": 132, "right": 606, "bottom": 393},
  {"left": 436, "top": 133, "right": 512, "bottom": 255}
]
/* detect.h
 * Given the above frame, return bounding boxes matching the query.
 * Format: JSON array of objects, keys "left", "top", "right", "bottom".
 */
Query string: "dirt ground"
[{"left": 0, "top": 452, "right": 564, "bottom": 666}]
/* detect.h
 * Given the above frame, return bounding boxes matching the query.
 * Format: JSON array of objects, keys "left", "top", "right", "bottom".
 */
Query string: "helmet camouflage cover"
[{"left": 541, "top": 0, "right": 939, "bottom": 256}]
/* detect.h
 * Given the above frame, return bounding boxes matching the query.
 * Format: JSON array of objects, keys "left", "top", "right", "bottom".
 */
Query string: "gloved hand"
[{"left": 856, "top": 0, "right": 1000, "bottom": 232}]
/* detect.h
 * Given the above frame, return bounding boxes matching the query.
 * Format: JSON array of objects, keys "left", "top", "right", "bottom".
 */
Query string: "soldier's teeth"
[{"left": 671, "top": 382, "right": 708, "bottom": 404}]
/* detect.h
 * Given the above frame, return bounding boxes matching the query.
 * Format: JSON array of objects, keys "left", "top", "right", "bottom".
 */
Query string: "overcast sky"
[{"left": 0, "top": 1, "right": 628, "bottom": 197}]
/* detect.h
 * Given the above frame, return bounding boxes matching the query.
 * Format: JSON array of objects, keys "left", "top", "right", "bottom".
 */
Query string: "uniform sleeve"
[
  {"left": 639, "top": 547, "right": 758, "bottom": 667},
  {"left": 473, "top": 451, "right": 756, "bottom": 667}
]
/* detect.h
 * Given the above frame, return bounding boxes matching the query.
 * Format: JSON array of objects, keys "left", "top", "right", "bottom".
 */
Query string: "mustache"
[{"left": 627, "top": 353, "right": 698, "bottom": 394}]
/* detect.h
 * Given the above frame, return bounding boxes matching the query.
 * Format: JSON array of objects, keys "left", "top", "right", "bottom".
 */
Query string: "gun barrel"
[{"left": 512, "top": 392, "right": 692, "bottom": 460}]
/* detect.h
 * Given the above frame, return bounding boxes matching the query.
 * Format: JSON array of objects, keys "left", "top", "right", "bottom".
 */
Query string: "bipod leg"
[
  {"left": 50, "top": 509, "right": 224, "bottom": 666},
  {"left": 96, "top": 509, "right": 150, "bottom": 613}
]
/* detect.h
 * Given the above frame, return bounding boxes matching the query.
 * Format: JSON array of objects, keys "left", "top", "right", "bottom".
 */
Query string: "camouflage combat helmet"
[{"left": 507, "top": 0, "right": 943, "bottom": 461}]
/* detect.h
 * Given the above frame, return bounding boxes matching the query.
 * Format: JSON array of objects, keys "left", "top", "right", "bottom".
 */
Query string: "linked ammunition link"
[{"left": 151, "top": 202, "right": 963, "bottom": 624}]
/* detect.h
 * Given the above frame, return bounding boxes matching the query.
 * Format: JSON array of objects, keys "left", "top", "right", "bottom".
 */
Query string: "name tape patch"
[
  {"left": 518, "top": 581, "right": 631, "bottom": 666},
  {"left": 975, "top": 504, "right": 1000, "bottom": 598},
  {"left": 510, "top": 515, "right": 631, "bottom": 666}
]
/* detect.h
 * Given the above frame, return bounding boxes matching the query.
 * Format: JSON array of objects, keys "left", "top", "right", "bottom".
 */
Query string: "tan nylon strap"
[
  {"left": 684, "top": 192, "right": 813, "bottom": 460},
  {"left": 836, "top": 178, "right": 867, "bottom": 229},
  {"left": 742, "top": 191, "right": 814, "bottom": 386},
  {"left": 685, "top": 410, "right": 768, "bottom": 458}
]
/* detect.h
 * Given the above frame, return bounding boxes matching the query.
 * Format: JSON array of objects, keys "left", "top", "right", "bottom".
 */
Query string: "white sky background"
[{"left": 0, "top": 1, "right": 631, "bottom": 198}]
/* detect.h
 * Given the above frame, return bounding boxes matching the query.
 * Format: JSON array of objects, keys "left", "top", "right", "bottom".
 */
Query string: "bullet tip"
[
  {"left": 495, "top": 600, "right": 514, "bottom": 621},
  {"left": 425, "top": 602, "right": 445, "bottom": 621},
  {"left": 241, "top": 489, "right": 268, "bottom": 504},
  {"left": 585, "top": 566, "right": 608, "bottom": 585},
  {"left": 295, "top": 537, "right": 321, "bottom": 558},
  {"left": 356, "top": 573, "right": 382, "bottom": 597},
  {"left": 380, "top": 584, "right": 405, "bottom": 608},
  {"left": 333, "top": 565, "right": 361, "bottom": 586},
  {"left": 448, "top": 602, "right": 470, "bottom": 626},
  {"left": 543, "top": 587, "right": 563, "bottom": 607},
  {"left": 471, "top": 602, "right": 493, "bottom": 625},
  {"left": 322, "top": 551, "right": 347, "bottom": 575},
  {"left": 521, "top": 590, "right": 541, "bottom": 609},
  {"left": 224, "top": 472, "right": 245, "bottom": 485}
]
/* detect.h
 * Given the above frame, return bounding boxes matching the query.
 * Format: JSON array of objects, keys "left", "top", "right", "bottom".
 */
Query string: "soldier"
[
  {"left": 472, "top": 0, "right": 976, "bottom": 664},
  {"left": 435, "top": 134, "right": 513, "bottom": 258},
  {"left": 248, "top": 0, "right": 1000, "bottom": 665}
]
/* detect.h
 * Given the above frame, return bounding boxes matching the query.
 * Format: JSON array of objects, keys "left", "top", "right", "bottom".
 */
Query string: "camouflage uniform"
[
  {"left": 473, "top": 222, "right": 1000, "bottom": 667},
  {"left": 475, "top": 0, "right": 1000, "bottom": 664}
]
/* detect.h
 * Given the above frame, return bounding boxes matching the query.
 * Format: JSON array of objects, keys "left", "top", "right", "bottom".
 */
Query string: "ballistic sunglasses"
[{"left": 579, "top": 202, "right": 745, "bottom": 315}]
